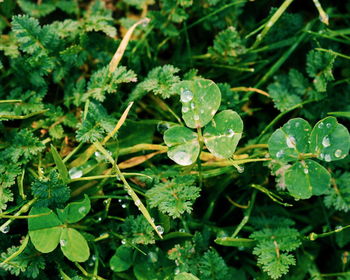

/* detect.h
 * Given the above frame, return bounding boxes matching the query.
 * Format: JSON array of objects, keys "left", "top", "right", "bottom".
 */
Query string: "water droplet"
[
  {"left": 103, "top": 199, "right": 109, "bottom": 205},
  {"left": 179, "top": 228, "right": 185, "bottom": 233},
  {"left": 194, "top": 115, "right": 200, "bottom": 121},
  {"left": 324, "top": 154, "right": 331, "bottom": 162},
  {"left": 173, "top": 151, "right": 192, "bottom": 165},
  {"left": 174, "top": 267, "right": 180, "bottom": 275},
  {"left": 118, "top": 199, "right": 122, "bottom": 203},
  {"left": 318, "top": 122, "right": 324, "bottom": 129},
  {"left": 1, "top": 225, "right": 10, "bottom": 234},
  {"left": 211, "top": 110, "right": 216, "bottom": 115},
  {"left": 286, "top": 136, "right": 296, "bottom": 148},
  {"left": 190, "top": 103, "right": 195, "bottom": 109},
  {"left": 303, "top": 169, "right": 309, "bottom": 174},
  {"left": 320, "top": 153, "right": 324, "bottom": 159},
  {"left": 227, "top": 129, "right": 235, "bottom": 137},
  {"left": 127, "top": 189, "right": 132, "bottom": 196},
  {"left": 200, "top": 109, "right": 204, "bottom": 114},
  {"left": 182, "top": 106, "right": 189, "bottom": 113},
  {"left": 156, "top": 225, "right": 164, "bottom": 235},
  {"left": 121, "top": 204, "right": 127, "bottom": 208},
  {"left": 180, "top": 89, "right": 193, "bottom": 102},
  {"left": 236, "top": 165, "right": 244, "bottom": 173},
  {"left": 135, "top": 199, "right": 141, "bottom": 206},
  {"left": 295, "top": 122, "right": 300, "bottom": 127},
  {"left": 69, "top": 167, "right": 83, "bottom": 179},
  {"left": 148, "top": 252, "right": 158, "bottom": 263},
  {"left": 335, "top": 149, "right": 342, "bottom": 158},
  {"left": 322, "top": 136, "right": 330, "bottom": 147},
  {"left": 326, "top": 123, "right": 331, "bottom": 128},
  {"left": 60, "top": 239, "right": 67, "bottom": 247},
  {"left": 276, "top": 150, "right": 284, "bottom": 158},
  {"left": 335, "top": 225, "right": 343, "bottom": 231},
  {"left": 78, "top": 206, "right": 86, "bottom": 214},
  {"left": 121, "top": 239, "right": 126, "bottom": 244}
]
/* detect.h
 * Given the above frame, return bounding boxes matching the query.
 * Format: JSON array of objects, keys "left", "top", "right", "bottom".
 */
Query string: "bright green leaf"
[
  {"left": 215, "top": 237, "right": 255, "bottom": 247},
  {"left": 285, "top": 159, "right": 330, "bottom": 199},
  {"left": 176, "top": 79, "right": 221, "bottom": 129},
  {"left": 203, "top": 110, "right": 243, "bottom": 158},
  {"left": 164, "top": 126, "right": 200, "bottom": 166},
  {"left": 50, "top": 144, "right": 69, "bottom": 183},
  {"left": 60, "top": 228, "right": 90, "bottom": 262},
  {"left": 268, "top": 118, "right": 311, "bottom": 162},
  {"left": 310, "top": 117, "right": 350, "bottom": 162},
  {"left": 57, "top": 194, "right": 91, "bottom": 223},
  {"left": 110, "top": 245, "right": 133, "bottom": 272},
  {"left": 28, "top": 207, "right": 63, "bottom": 253}
]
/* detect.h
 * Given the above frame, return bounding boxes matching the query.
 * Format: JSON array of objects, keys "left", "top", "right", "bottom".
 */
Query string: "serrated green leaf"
[
  {"left": 57, "top": 194, "right": 91, "bottom": 224},
  {"left": 176, "top": 79, "right": 221, "bottom": 128},
  {"left": 203, "top": 110, "right": 243, "bottom": 158},
  {"left": 164, "top": 126, "right": 200, "bottom": 166},
  {"left": 268, "top": 118, "right": 311, "bottom": 162},
  {"left": 109, "top": 245, "right": 133, "bottom": 272},
  {"left": 285, "top": 159, "right": 330, "bottom": 199},
  {"left": 28, "top": 207, "right": 62, "bottom": 253},
  {"left": 60, "top": 228, "right": 90, "bottom": 262},
  {"left": 310, "top": 117, "right": 350, "bottom": 162}
]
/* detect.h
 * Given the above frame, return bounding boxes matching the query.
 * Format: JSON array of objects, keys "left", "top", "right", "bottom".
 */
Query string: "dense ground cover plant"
[{"left": 1, "top": 0, "right": 350, "bottom": 279}]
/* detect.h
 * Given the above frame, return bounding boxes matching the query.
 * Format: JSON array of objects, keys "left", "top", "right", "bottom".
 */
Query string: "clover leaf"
[
  {"left": 176, "top": 79, "right": 221, "bottom": 129},
  {"left": 28, "top": 195, "right": 91, "bottom": 262}
]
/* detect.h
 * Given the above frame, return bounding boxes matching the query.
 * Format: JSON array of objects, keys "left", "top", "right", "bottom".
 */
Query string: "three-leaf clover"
[
  {"left": 268, "top": 117, "right": 350, "bottom": 199},
  {"left": 28, "top": 195, "right": 91, "bottom": 262},
  {"left": 164, "top": 79, "right": 243, "bottom": 165}
]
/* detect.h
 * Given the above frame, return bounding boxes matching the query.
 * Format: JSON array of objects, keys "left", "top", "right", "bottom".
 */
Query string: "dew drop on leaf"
[
  {"left": 334, "top": 149, "right": 342, "bottom": 158},
  {"left": 0, "top": 225, "right": 10, "bottom": 234},
  {"left": 227, "top": 129, "right": 235, "bottom": 137},
  {"left": 190, "top": 103, "right": 195, "bottom": 109},
  {"left": 69, "top": 167, "right": 83, "bottom": 179},
  {"left": 60, "top": 239, "right": 67, "bottom": 247},
  {"left": 121, "top": 239, "right": 126, "bottom": 244},
  {"left": 286, "top": 136, "right": 296, "bottom": 148},
  {"left": 303, "top": 169, "right": 309, "bottom": 174},
  {"left": 318, "top": 122, "right": 324, "bottom": 129},
  {"left": 156, "top": 225, "right": 164, "bottom": 234},
  {"left": 324, "top": 154, "right": 331, "bottom": 162},
  {"left": 121, "top": 204, "right": 127, "bottom": 208},
  {"left": 194, "top": 115, "right": 200, "bottom": 121},
  {"left": 322, "top": 136, "right": 330, "bottom": 147},
  {"left": 173, "top": 151, "right": 192, "bottom": 165},
  {"left": 326, "top": 123, "right": 331, "bottom": 128},
  {"left": 180, "top": 89, "right": 193, "bottom": 102},
  {"left": 182, "top": 106, "right": 189, "bottom": 113},
  {"left": 276, "top": 150, "right": 284, "bottom": 158},
  {"left": 135, "top": 199, "right": 141, "bottom": 206},
  {"left": 78, "top": 206, "right": 86, "bottom": 214}
]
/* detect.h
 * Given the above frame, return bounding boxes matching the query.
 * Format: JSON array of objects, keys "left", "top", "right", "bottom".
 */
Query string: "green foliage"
[
  {"left": 306, "top": 50, "right": 336, "bottom": 92},
  {"left": 28, "top": 195, "right": 91, "bottom": 262},
  {"left": 121, "top": 215, "right": 156, "bottom": 245},
  {"left": 268, "top": 117, "right": 349, "bottom": 199},
  {"left": 250, "top": 218, "right": 301, "bottom": 279},
  {"left": 31, "top": 171, "right": 70, "bottom": 208},
  {"left": 76, "top": 101, "right": 117, "bottom": 143},
  {"left": 208, "top": 26, "right": 246, "bottom": 65},
  {"left": 1, "top": 0, "right": 350, "bottom": 279},
  {"left": 0, "top": 243, "right": 45, "bottom": 278},
  {"left": 146, "top": 175, "right": 200, "bottom": 218},
  {"left": 324, "top": 172, "right": 350, "bottom": 212}
]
